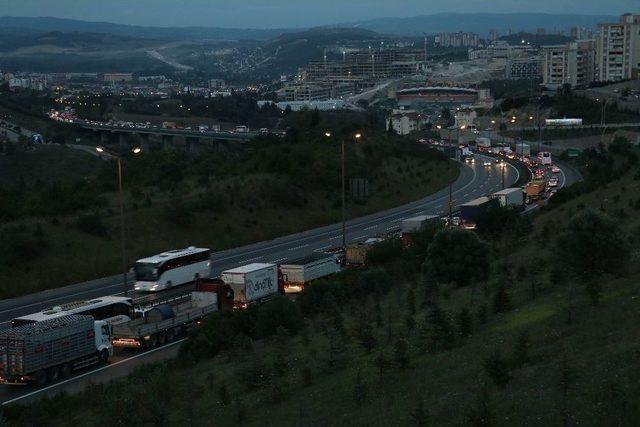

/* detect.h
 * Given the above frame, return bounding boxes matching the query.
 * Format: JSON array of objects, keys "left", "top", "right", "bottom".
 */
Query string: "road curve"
[{"left": 0, "top": 154, "right": 519, "bottom": 405}]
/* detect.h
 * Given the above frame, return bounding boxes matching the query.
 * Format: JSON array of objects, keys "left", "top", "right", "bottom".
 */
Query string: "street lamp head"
[
  {"left": 324, "top": 132, "right": 332, "bottom": 137},
  {"left": 529, "top": 116, "right": 534, "bottom": 120},
  {"left": 95, "top": 146, "right": 105, "bottom": 153},
  {"left": 132, "top": 147, "right": 142, "bottom": 154},
  {"left": 436, "top": 125, "right": 442, "bottom": 129},
  {"left": 460, "top": 125, "right": 466, "bottom": 130},
  {"left": 491, "top": 120, "right": 496, "bottom": 124},
  {"left": 354, "top": 133, "right": 362, "bottom": 139}
]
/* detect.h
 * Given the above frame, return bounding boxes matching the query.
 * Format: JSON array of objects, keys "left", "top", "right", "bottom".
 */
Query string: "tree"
[
  {"left": 467, "top": 388, "right": 494, "bottom": 427},
  {"left": 424, "top": 305, "right": 455, "bottom": 352},
  {"left": 353, "top": 369, "right": 368, "bottom": 407},
  {"left": 457, "top": 307, "right": 472, "bottom": 338},
  {"left": 492, "top": 278, "right": 511, "bottom": 314},
  {"left": 218, "top": 383, "right": 231, "bottom": 406},
  {"left": 484, "top": 349, "right": 510, "bottom": 387},
  {"left": 555, "top": 209, "right": 629, "bottom": 304},
  {"left": 512, "top": 331, "right": 530, "bottom": 367},
  {"left": 424, "top": 229, "right": 490, "bottom": 287},
  {"left": 394, "top": 338, "right": 410, "bottom": 369},
  {"left": 410, "top": 400, "right": 429, "bottom": 426}
]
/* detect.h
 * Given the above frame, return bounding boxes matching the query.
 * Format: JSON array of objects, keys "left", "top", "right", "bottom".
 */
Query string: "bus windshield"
[{"left": 134, "top": 262, "right": 160, "bottom": 281}]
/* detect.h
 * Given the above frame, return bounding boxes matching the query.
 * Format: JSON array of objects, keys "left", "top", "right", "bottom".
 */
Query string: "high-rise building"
[
  {"left": 541, "top": 40, "right": 596, "bottom": 89},
  {"left": 596, "top": 13, "right": 640, "bottom": 81},
  {"left": 506, "top": 57, "right": 542, "bottom": 80}
]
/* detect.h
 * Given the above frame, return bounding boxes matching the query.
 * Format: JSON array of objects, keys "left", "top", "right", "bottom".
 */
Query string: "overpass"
[{"left": 78, "top": 121, "right": 261, "bottom": 151}]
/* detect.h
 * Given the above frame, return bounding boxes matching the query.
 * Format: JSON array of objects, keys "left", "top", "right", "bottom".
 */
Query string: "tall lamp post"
[
  {"left": 325, "top": 131, "right": 361, "bottom": 249},
  {"left": 436, "top": 124, "right": 465, "bottom": 222},
  {"left": 96, "top": 145, "right": 141, "bottom": 296}
]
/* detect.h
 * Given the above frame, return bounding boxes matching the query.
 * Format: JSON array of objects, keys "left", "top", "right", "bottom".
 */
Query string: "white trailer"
[
  {"left": 515, "top": 142, "right": 531, "bottom": 157},
  {"left": 491, "top": 188, "right": 525, "bottom": 209},
  {"left": 476, "top": 137, "right": 491, "bottom": 149},
  {"left": 221, "top": 263, "right": 278, "bottom": 307},
  {"left": 401, "top": 215, "right": 440, "bottom": 234},
  {"left": 280, "top": 254, "right": 341, "bottom": 293}
]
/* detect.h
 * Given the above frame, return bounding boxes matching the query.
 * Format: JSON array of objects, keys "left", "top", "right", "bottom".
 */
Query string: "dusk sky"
[{"left": 1, "top": 0, "right": 637, "bottom": 28}]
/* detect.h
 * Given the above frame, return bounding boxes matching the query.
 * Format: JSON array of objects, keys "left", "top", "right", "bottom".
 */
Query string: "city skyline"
[{"left": 1, "top": 0, "right": 636, "bottom": 28}]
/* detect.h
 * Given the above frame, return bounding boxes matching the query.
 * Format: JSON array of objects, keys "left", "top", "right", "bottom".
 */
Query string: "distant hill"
[
  {"left": 347, "top": 13, "right": 616, "bottom": 36},
  {"left": 0, "top": 16, "right": 296, "bottom": 41}
]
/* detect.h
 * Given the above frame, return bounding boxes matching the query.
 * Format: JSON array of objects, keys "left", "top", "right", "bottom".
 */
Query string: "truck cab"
[{"left": 94, "top": 320, "right": 113, "bottom": 359}]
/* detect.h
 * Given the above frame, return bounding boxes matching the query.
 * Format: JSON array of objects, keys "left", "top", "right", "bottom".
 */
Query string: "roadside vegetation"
[
  {"left": 0, "top": 109, "right": 459, "bottom": 298},
  {"left": 6, "top": 138, "right": 640, "bottom": 426}
]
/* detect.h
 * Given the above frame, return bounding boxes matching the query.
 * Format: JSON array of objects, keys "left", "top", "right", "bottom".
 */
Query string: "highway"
[{"left": 0, "top": 154, "right": 520, "bottom": 405}]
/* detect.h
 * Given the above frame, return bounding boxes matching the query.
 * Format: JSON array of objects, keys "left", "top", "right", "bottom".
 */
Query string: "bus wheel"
[
  {"left": 166, "top": 281, "right": 173, "bottom": 289},
  {"left": 60, "top": 363, "right": 72, "bottom": 379},
  {"left": 166, "top": 328, "right": 175, "bottom": 343},
  {"left": 34, "top": 369, "right": 48, "bottom": 386},
  {"left": 47, "top": 366, "right": 60, "bottom": 383}
]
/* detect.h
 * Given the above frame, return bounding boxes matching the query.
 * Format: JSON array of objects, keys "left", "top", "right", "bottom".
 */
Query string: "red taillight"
[{"left": 87, "top": 330, "right": 95, "bottom": 338}]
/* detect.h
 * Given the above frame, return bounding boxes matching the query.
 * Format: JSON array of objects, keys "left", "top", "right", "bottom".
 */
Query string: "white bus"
[
  {"left": 11, "top": 296, "right": 133, "bottom": 327},
  {"left": 545, "top": 118, "right": 583, "bottom": 127},
  {"left": 538, "top": 151, "right": 552, "bottom": 165},
  {"left": 134, "top": 247, "right": 211, "bottom": 292}
]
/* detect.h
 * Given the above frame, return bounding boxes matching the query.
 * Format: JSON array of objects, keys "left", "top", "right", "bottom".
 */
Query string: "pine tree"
[
  {"left": 512, "top": 331, "right": 530, "bottom": 367},
  {"left": 457, "top": 307, "right": 472, "bottom": 338},
  {"left": 425, "top": 305, "right": 455, "bottom": 352},
  {"left": 484, "top": 349, "right": 510, "bottom": 387},
  {"left": 492, "top": 281, "right": 511, "bottom": 314},
  {"left": 218, "top": 383, "right": 231, "bottom": 406},
  {"left": 353, "top": 369, "right": 369, "bottom": 407},
  {"left": 394, "top": 338, "right": 410, "bottom": 369},
  {"left": 410, "top": 400, "right": 429, "bottom": 426}
]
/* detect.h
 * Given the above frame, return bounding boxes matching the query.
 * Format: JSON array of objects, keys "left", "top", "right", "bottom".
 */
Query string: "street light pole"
[
  {"left": 96, "top": 145, "right": 141, "bottom": 297},
  {"left": 341, "top": 138, "right": 346, "bottom": 249},
  {"left": 116, "top": 157, "right": 127, "bottom": 298}
]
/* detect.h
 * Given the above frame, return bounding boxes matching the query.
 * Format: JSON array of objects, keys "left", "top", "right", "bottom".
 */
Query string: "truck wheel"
[
  {"left": 99, "top": 349, "right": 109, "bottom": 365},
  {"left": 47, "top": 366, "right": 60, "bottom": 383},
  {"left": 60, "top": 363, "right": 72, "bottom": 379},
  {"left": 157, "top": 332, "right": 167, "bottom": 346},
  {"left": 34, "top": 370, "right": 48, "bottom": 386},
  {"left": 146, "top": 334, "right": 158, "bottom": 348},
  {"left": 166, "top": 328, "right": 175, "bottom": 342},
  {"left": 166, "top": 281, "right": 173, "bottom": 289}
]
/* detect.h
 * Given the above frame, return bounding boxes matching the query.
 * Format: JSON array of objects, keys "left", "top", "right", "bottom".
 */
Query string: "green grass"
[
  {"left": 9, "top": 150, "right": 640, "bottom": 426},
  {"left": 0, "top": 148, "right": 459, "bottom": 298}
]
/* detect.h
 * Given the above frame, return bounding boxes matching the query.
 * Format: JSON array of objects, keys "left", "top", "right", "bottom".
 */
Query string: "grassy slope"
[
  {"left": 0, "top": 146, "right": 459, "bottom": 298},
  {"left": 10, "top": 161, "right": 640, "bottom": 426}
]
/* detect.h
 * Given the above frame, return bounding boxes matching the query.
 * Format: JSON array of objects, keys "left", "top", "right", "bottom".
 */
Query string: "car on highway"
[
  {"left": 551, "top": 166, "right": 561, "bottom": 173},
  {"left": 483, "top": 160, "right": 492, "bottom": 167},
  {"left": 548, "top": 177, "right": 559, "bottom": 187},
  {"left": 465, "top": 156, "right": 475, "bottom": 164}
]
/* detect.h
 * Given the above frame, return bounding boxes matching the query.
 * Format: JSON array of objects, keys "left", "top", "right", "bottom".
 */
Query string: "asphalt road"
[{"left": 0, "top": 153, "right": 519, "bottom": 405}]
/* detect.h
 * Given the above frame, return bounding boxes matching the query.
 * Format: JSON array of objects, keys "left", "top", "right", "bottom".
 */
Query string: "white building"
[
  {"left": 387, "top": 110, "right": 428, "bottom": 135},
  {"left": 596, "top": 13, "right": 640, "bottom": 81},
  {"left": 541, "top": 40, "right": 596, "bottom": 89},
  {"left": 454, "top": 108, "right": 477, "bottom": 129}
]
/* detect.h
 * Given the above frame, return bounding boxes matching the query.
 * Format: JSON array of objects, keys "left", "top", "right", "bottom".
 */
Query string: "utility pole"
[{"left": 341, "top": 139, "right": 346, "bottom": 249}]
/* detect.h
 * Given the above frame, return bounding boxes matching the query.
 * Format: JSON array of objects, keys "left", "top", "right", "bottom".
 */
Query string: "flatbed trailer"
[{"left": 111, "top": 294, "right": 218, "bottom": 349}]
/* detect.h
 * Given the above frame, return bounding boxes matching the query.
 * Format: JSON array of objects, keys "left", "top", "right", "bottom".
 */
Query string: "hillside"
[
  {"left": 0, "top": 16, "right": 296, "bottom": 41},
  {"left": 0, "top": 112, "right": 457, "bottom": 298},
  {"left": 349, "top": 12, "right": 616, "bottom": 36},
  {"left": 6, "top": 139, "right": 640, "bottom": 425}
]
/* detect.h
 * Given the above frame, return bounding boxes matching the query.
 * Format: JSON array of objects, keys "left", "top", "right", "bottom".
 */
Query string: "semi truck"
[
  {"left": 459, "top": 197, "right": 500, "bottom": 228},
  {"left": 491, "top": 188, "right": 525, "bottom": 209},
  {"left": 111, "top": 288, "right": 228, "bottom": 349},
  {"left": 221, "top": 263, "right": 279, "bottom": 308},
  {"left": 0, "top": 315, "right": 112, "bottom": 385},
  {"left": 280, "top": 254, "right": 341, "bottom": 293},
  {"left": 525, "top": 180, "right": 546, "bottom": 201},
  {"left": 476, "top": 137, "right": 491, "bottom": 151}
]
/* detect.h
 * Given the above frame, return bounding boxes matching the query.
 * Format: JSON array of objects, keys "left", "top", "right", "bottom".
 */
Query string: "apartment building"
[
  {"left": 541, "top": 40, "right": 596, "bottom": 89},
  {"left": 506, "top": 56, "right": 542, "bottom": 79},
  {"left": 596, "top": 13, "right": 640, "bottom": 81}
]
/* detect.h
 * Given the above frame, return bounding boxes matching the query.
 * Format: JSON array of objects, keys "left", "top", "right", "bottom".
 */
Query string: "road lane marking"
[{"left": 2, "top": 339, "right": 186, "bottom": 406}]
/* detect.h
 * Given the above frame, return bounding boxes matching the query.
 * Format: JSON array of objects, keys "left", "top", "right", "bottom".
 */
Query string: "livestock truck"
[
  {"left": 0, "top": 315, "right": 112, "bottom": 385},
  {"left": 221, "top": 263, "right": 279, "bottom": 308}
]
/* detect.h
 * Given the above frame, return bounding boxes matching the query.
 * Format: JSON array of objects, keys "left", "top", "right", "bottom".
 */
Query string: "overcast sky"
[{"left": 1, "top": 0, "right": 637, "bottom": 28}]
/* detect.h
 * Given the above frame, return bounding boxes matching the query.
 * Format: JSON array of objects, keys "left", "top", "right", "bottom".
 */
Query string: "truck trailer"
[
  {"left": 221, "top": 263, "right": 278, "bottom": 307},
  {"left": 0, "top": 315, "right": 112, "bottom": 385},
  {"left": 491, "top": 188, "right": 525, "bottom": 209},
  {"left": 111, "top": 290, "right": 223, "bottom": 349},
  {"left": 280, "top": 254, "right": 341, "bottom": 293},
  {"left": 459, "top": 197, "right": 500, "bottom": 228}
]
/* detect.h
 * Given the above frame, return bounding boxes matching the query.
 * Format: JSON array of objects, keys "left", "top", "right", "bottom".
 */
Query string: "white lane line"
[
  {"left": 270, "top": 257, "right": 288, "bottom": 264},
  {"left": 364, "top": 225, "right": 378, "bottom": 231},
  {"left": 2, "top": 339, "right": 186, "bottom": 406},
  {"left": 288, "top": 244, "right": 309, "bottom": 251},
  {"left": 329, "top": 235, "right": 341, "bottom": 240},
  {"left": 315, "top": 245, "right": 332, "bottom": 251},
  {"left": 353, "top": 235, "right": 368, "bottom": 240}
]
